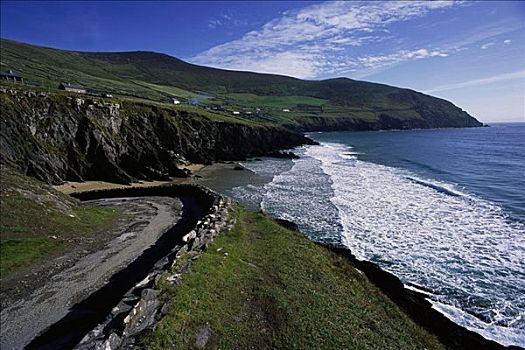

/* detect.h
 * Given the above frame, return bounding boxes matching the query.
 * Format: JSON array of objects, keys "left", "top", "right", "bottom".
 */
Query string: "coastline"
[
  {"left": 53, "top": 164, "right": 207, "bottom": 194},
  {"left": 324, "top": 244, "right": 518, "bottom": 350},
  {"left": 50, "top": 156, "right": 523, "bottom": 349}
]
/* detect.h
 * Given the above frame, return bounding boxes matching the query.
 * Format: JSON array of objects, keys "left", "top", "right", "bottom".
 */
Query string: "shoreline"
[
  {"left": 51, "top": 162, "right": 521, "bottom": 349},
  {"left": 324, "top": 244, "right": 517, "bottom": 350},
  {"left": 52, "top": 162, "right": 234, "bottom": 195}
]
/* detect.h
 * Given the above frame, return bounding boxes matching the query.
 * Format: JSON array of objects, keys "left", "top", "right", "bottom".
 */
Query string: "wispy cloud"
[
  {"left": 192, "top": 1, "right": 460, "bottom": 78},
  {"left": 480, "top": 42, "right": 496, "bottom": 49},
  {"left": 207, "top": 11, "right": 248, "bottom": 29},
  {"left": 426, "top": 70, "right": 525, "bottom": 93},
  {"left": 503, "top": 39, "right": 512, "bottom": 45},
  {"left": 358, "top": 48, "right": 449, "bottom": 69}
]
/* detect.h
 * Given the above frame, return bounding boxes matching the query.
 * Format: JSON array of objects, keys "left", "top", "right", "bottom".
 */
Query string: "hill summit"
[{"left": 0, "top": 38, "right": 481, "bottom": 130}]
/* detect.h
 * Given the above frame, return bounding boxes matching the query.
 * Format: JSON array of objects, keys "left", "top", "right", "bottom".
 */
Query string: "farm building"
[
  {"left": 59, "top": 82, "right": 86, "bottom": 94},
  {"left": 282, "top": 109, "right": 290, "bottom": 112},
  {"left": 172, "top": 97, "right": 181, "bottom": 105},
  {"left": 0, "top": 70, "right": 23, "bottom": 83}
]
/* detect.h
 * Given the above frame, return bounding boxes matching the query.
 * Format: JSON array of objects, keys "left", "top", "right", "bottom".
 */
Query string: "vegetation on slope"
[
  {"left": 0, "top": 90, "right": 312, "bottom": 184},
  {"left": 142, "top": 207, "right": 445, "bottom": 349},
  {"left": 1, "top": 38, "right": 481, "bottom": 129},
  {"left": 0, "top": 168, "right": 119, "bottom": 275}
]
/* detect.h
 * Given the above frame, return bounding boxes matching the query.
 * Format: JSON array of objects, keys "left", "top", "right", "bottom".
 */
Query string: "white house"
[
  {"left": 59, "top": 82, "right": 86, "bottom": 94},
  {"left": 172, "top": 98, "right": 181, "bottom": 105},
  {"left": 282, "top": 108, "right": 290, "bottom": 112},
  {"left": 232, "top": 111, "right": 240, "bottom": 115}
]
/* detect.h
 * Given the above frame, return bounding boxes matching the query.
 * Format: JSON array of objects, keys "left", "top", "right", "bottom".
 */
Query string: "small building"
[
  {"left": 172, "top": 97, "right": 181, "bottom": 105},
  {"left": 59, "top": 82, "right": 86, "bottom": 94},
  {"left": 209, "top": 105, "right": 225, "bottom": 111},
  {"left": 232, "top": 111, "right": 240, "bottom": 115},
  {"left": 0, "top": 70, "right": 23, "bottom": 83},
  {"left": 282, "top": 108, "right": 290, "bottom": 112}
]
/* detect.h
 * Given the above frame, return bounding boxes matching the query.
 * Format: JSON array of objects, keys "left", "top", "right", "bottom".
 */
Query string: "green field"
[
  {"left": 1, "top": 38, "right": 476, "bottom": 128},
  {"left": 142, "top": 207, "right": 445, "bottom": 349},
  {"left": 0, "top": 169, "right": 119, "bottom": 275}
]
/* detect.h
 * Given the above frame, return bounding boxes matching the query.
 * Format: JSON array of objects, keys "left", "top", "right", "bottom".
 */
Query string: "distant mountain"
[{"left": 0, "top": 38, "right": 481, "bottom": 130}]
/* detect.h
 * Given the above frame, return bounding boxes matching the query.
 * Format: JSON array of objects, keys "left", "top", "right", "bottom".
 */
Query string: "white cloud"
[
  {"left": 207, "top": 12, "right": 248, "bottom": 29},
  {"left": 426, "top": 70, "right": 525, "bottom": 93},
  {"left": 480, "top": 42, "right": 496, "bottom": 49},
  {"left": 358, "top": 48, "right": 449, "bottom": 69},
  {"left": 207, "top": 20, "right": 223, "bottom": 29},
  {"left": 191, "top": 1, "right": 459, "bottom": 78},
  {"left": 503, "top": 39, "right": 511, "bottom": 45}
]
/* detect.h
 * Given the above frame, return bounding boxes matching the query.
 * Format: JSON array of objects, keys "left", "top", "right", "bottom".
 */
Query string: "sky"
[{"left": 1, "top": 1, "right": 524, "bottom": 122}]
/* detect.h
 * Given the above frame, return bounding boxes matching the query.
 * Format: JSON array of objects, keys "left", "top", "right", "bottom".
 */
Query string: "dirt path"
[{"left": 0, "top": 196, "right": 182, "bottom": 350}]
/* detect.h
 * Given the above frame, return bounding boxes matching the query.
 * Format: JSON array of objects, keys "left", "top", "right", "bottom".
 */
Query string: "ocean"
[{"left": 225, "top": 123, "right": 525, "bottom": 347}]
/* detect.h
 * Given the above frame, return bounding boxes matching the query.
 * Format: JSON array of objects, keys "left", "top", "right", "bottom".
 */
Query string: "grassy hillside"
[
  {"left": 142, "top": 207, "right": 445, "bottom": 349},
  {"left": 1, "top": 38, "right": 481, "bottom": 129},
  {"left": 0, "top": 168, "right": 119, "bottom": 275}
]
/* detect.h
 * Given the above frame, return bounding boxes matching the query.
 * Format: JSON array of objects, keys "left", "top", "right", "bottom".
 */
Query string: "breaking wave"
[
  {"left": 232, "top": 142, "right": 525, "bottom": 347},
  {"left": 308, "top": 142, "right": 525, "bottom": 347}
]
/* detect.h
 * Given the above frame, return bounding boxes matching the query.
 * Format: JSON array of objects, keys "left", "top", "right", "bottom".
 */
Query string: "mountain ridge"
[{"left": 1, "top": 38, "right": 482, "bottom": 130}]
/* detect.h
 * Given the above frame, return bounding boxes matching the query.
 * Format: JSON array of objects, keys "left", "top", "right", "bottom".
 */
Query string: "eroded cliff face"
[{"left": 0, "top": 90, "right": 313, "bottom": 184}]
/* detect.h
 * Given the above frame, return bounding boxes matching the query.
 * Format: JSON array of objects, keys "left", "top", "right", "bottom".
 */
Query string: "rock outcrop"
[{"left": 0, "top": 89, "right": 314, "bottom": 185}]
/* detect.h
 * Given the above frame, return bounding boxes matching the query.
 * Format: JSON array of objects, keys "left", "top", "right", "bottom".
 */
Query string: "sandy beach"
[
  {"left": 53, "top": 162, "right": 268, "bottom": 205},
  {"left": 54, "top": 164, "right": 206, "bottom": 194}
]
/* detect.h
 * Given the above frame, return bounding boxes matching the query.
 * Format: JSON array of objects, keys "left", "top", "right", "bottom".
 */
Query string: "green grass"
[
  {"left": 1, "top": 38, "right": 474, "bottom": 128},
  {"left": 131, "top": 80, "right": 198, "bottom": 100},
  {"left": 0, "top": 239, "right": 62, "bottom": 275},
  {"left": 0, "top": 168, "right": 119, "bottom": 276},
  {"left": 142, "top": 207, "right": 445, "bottom": 350},
  {"left": 225, "top": 93, "right": 328, "bottom": 108}
]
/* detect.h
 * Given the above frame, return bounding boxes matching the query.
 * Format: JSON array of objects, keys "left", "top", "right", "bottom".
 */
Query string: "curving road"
[{"left": 1, "top": 196, "right": 182, "bottom": 350}]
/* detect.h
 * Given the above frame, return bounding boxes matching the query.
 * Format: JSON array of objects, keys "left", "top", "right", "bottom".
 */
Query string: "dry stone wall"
[{"left": 71, "top": 184, "right": 234, "bottom": 350}]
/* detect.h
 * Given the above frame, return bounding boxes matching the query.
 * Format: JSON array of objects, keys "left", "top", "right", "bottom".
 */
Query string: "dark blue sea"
[{"left": 227, "top": 123, "right": 525, "bottom": 347}]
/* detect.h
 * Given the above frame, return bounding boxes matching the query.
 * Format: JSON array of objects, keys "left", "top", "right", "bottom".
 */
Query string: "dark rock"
[
  {"left": 233, "top": 165, "right": 244, "bottom": 171},
  {"left": 159, "top": 300, "right": 173, "bottom": 316},
  {"left": 0, "top": 92, "right": 312, "bottom": 184},
  {"left": 326, "top": 245, "right": 510, "bottom": 350},
  {"left": 275, "top": 218, "right": 299, "bottom": 231}
]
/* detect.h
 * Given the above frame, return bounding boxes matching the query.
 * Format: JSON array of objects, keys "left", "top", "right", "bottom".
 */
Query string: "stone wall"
[{"left": 71, "top": 184, "right": 235, "bottom": 350}]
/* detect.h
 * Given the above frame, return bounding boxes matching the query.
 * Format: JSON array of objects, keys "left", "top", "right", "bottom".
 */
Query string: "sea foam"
[
  {"left": 308, "top": 142, "right": 525, "bottom": 347},
  {"left": 233, "top": 142, "right": 525, "bottom": 347}
]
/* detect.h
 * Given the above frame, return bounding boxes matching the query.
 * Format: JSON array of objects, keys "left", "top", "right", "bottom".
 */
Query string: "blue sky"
[{"left": 1, "top": 1, "right": 524, "bottom": 122}]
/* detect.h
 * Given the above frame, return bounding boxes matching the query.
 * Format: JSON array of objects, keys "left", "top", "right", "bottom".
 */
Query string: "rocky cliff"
[{"left": 0, "top": 90, "right": 313, "bottom": 185}]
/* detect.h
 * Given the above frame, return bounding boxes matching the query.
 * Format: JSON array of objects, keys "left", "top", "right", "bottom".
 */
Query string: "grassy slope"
[
  {"left": 0, "top": 168, "right": 119, "bottom": 275},
  {"left": 143, "top": 207, "right": 445, "bottom": 350},
  {"left": 1, "top": 38, "right": 478, "bottom": 127}
]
